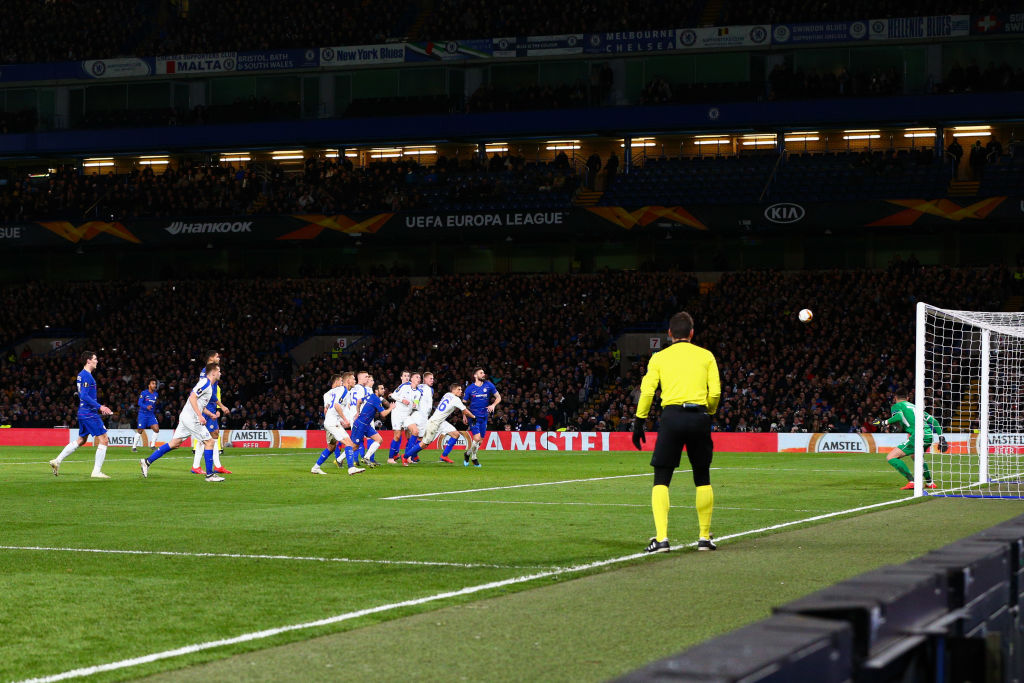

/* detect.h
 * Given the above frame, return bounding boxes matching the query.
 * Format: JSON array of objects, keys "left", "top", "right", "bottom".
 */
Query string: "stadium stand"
[
  {"left": 0, "top": 156, "right": 579, "bottom": 223},
  {"left": 0, "top": 266, "right": 1010, "bottom": 436},
  {"left": 717, "top": 0, "right": 998, "bottom": 25}
]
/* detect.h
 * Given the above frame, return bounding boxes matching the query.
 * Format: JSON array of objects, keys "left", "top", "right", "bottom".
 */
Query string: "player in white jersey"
[
  {"left": 312, "top": 372, "right": 363, "bottom": 475},
  {"left": 386, "top": 370, "right": 412, "bottom": 461},
  {"left": 406, "top": 383, "right": 474, "bottom": 463},
  {"left": 388, "top": 371, "right": 420, "bottom": 464},
  {"left": 403, "top": 371, "right": 435, "bottom": 463},
  {"left": 140, "top": 362, "right": 224, "bottom": 482}
]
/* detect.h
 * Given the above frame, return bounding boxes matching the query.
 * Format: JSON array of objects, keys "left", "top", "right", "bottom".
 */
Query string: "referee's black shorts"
[{"left": 650, "top": 405, "right": 713, "bottom": 487}]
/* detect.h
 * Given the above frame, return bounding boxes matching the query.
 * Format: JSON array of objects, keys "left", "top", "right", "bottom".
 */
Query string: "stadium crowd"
[
  {"left": 0, "top": 155, "right": 579, "bottom": 223},
  {"left": 0, "top": 264, "right": 1011, "bottom": 436}
]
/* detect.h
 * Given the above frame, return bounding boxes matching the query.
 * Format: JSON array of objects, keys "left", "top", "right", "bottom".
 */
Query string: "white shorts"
[
  {"left": 410, "top": 414, "right": 428, "bottom": 432},
  {"left": 420, "top": 420, "right": 457, "bottom": 446},
  {"left": 173, "top": 416, "right": 212, "bottom": 444},
  {"left": 325, "top": 423, "right": 349, "bottom": 444},
  {"left": 392, "top": 410, "right": 414, "bottom": 430}
]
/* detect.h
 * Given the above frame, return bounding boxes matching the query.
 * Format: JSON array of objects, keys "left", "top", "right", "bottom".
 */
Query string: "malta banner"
[
  {"left": 676, "top": 25, "right": 770, "bottom": 50},
  {"left": 319, "top": 44, "right": 405, "bottom": 66},
  {"left": 584, "top": 30, "right": 678, "bottom": 54},
  {"left": 771, "top": 21, "right": 869, "bottom": 44},
  {"left": 869, "top": 15, "right": 970, "bottom": 40},
  {"left": 156, "top": 52, "right": 237, "bottom": 75}
]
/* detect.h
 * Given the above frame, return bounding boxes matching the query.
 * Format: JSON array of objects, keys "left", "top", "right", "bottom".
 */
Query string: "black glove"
[
  {"left": 632, "top": 418, "right": 646, "bottom": 450},
  {"left": 939, "top": 435, "right": 949, "bottom": 453},
  {"left": 870, "top": 418, "right": 885, "bottom": 430}
]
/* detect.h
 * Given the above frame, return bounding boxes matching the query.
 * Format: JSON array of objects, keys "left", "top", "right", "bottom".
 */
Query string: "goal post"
[{"left": 916, "top": 302, "right": 1024, "bottom": 499}]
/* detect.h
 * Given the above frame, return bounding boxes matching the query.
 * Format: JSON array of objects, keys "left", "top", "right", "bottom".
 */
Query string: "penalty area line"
[
  {"left": 15, "top": 493, "right": 916, "bottom": 683},
  {"left": 0, "top": 545, "right": 547, "bottom": 570}
]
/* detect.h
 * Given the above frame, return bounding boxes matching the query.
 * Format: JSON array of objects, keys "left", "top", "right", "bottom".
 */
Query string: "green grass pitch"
[{"left": 3, "top": 446, "right": 1024, "bottom": 682}]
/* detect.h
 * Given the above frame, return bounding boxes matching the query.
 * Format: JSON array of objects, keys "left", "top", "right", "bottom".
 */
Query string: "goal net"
[{"left": 915, "top": 303, "right": 1024, "bottom": 498}]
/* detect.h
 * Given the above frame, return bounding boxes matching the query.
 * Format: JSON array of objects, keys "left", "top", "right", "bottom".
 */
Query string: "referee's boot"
[
  {"left": 697, "top": 537, "right": 717, "bottom": 551},
  {"left": 644, "top": 537, "right": 670, "bottom": 553}
]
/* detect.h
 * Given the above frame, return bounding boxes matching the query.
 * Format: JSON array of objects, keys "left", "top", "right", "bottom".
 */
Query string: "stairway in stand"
[
  {"left": 947, "top": 179, "right": 980, "bottom": 197},
  {"left": 573, "top": 190, "right": 603, "bottom": 207}
]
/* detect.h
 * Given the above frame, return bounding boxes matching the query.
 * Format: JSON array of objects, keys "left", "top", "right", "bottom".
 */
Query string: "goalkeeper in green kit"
[{"left": 872, "top": 388, "right": 948, "bottom": 491}]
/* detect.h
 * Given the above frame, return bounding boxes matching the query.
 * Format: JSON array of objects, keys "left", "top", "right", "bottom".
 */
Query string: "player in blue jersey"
[
  {"left": 191, "top": 350, "right": 232, "bottom": 475},
  {"left": 351, "top": 376, "right": 395, "bottom": 466},
  {"left": 50, "top": 350, "right": 114, "bottom": 478},
  {"left": 459, "top": 367, "right": 502, "bottom": 467},
  {"left": 132, "top": 379, "right": 160, "bottom": 453},
  {"left": 141, "top": 362, "right": 224, "bottom": 482}
]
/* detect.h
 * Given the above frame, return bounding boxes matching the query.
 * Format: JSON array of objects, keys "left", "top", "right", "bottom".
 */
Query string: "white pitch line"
[
  {"left": 0, "top": 545, "right": 547, "bottom": 570},
  {"left": 15, "top": 493, "right": 917, "bottom": 683},
  {"left": 379, "top": 472, "right": 690, "bottom": 500},
  {"left": 398, "top": 498, "right": 821, "bottom": 512}
]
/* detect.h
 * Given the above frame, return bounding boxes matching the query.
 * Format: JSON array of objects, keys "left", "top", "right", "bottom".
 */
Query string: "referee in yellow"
[{"left": 633, "top": 311, "right": 721, "bottom": 553}]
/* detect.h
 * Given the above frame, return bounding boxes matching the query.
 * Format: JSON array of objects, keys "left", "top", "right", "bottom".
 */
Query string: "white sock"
[
  {"left": 55, "top": 442, "right": 78, "bottom": 464},
  {"left": 192, "top": 446, "right": 203, "bottom": 469},
  {"left": 133, "top": 432, "right": 142, "bottom": 448},
  {"left": 92, "top": 444, "right": 107, "bottom": 475},
  {"left": 365, "top": 441, "right": 380, "bottom": 460},
  {"left": 212, "top": 439, "right": 222, "bottom": 468}
]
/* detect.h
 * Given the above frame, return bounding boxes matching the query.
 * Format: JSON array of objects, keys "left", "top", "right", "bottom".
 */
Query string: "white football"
[{"left": 798, "top": 309, "right": 813, "bottom": 323}]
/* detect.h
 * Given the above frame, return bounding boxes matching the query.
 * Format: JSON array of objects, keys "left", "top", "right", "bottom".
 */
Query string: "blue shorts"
[
  {"left": 469, "top": 415, "right": 489, "bottom": 437},
  {"left": 137, "top": 412, "right": 158, "bottom": 429},
  {"left": 205, "top": 417, "right": 219, "bottom": 432},
  {"left": 351, "top": 421, "right": 377, "bottom": 442},
  {"left": 78, "top": 414, "right": 107, "bottom": 438}
]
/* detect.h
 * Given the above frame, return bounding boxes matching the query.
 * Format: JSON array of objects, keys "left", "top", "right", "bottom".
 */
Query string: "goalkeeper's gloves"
[
  {"left": 939, "top": 435, "right": 949, "bottom": 453},
  {"left": 870, "top": 418, "right": 886, "bottom": 430},
  {"left": 632, "top": 418, "right": 646, "bottom": 450}
]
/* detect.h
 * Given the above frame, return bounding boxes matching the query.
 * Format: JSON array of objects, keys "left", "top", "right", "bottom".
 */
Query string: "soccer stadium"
[{"left": 3, "top": 1, "right": 1024, "bottom": 680}]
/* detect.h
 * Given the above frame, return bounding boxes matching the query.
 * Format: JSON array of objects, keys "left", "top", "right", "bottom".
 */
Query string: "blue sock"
[
  {"left": 204, "top": 449, "right": 214, "bottom": 474},
  {"left": 389, "top": 435, "right": 402, "bottom": 457},
  {"left": 148, "top": 443, "right": 171, "bottom": 463},
  {"left": 345, "top": 446, "right": 356, "bottom": 468},
  {"left": 442, "top": 437, "right": 457, "bottom": 457},
  {"left": 404, "top": 435, "right": 420, "bottom": 457},
  {"left": 316, "top": 447, "right": 332, "bottom": 466}
]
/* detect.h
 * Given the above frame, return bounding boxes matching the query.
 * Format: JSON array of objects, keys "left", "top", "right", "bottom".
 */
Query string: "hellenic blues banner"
[
  {"left": 869, "top": 15, "right": 970, "bottom": 40},
  {"left": 771, "top": 21, "right": 869, "bottom": 44}
]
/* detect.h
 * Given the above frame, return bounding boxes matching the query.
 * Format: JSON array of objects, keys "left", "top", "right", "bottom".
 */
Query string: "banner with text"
[
  {"left": 236, "top": 49, "right": 319, "bottom": 72},
  {"left": 82, "top": 57, "right": 154, "bottom": 79},
  {"left": 584, "top": 30, "right": 678, "bottom": 54},
  {"left": 156, "top": 52, "right": 237, "bottom": 75},
  {"left": 405, "top": 39, "right": 495, "bottom": 62},
  {"left": 771, "top": 21, "right": 869, "bottom": 44},
  {"left": 319, "top": 44, "right": 406, "bottom": 67},
  {"left": 524, "top": 34, "right": 585, "bottom": 56},
  {"left": 972, "top": 13, "right": 1024, "bottom": 34},
  {"left": 777, "top": 431, "right": 990, "bottom": 454},
  {"left": 869, "top": 15, "right": 970, "bottom": 40},
  {"left": 676, "top": 25, "right": 771, "bottom": 50}
]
